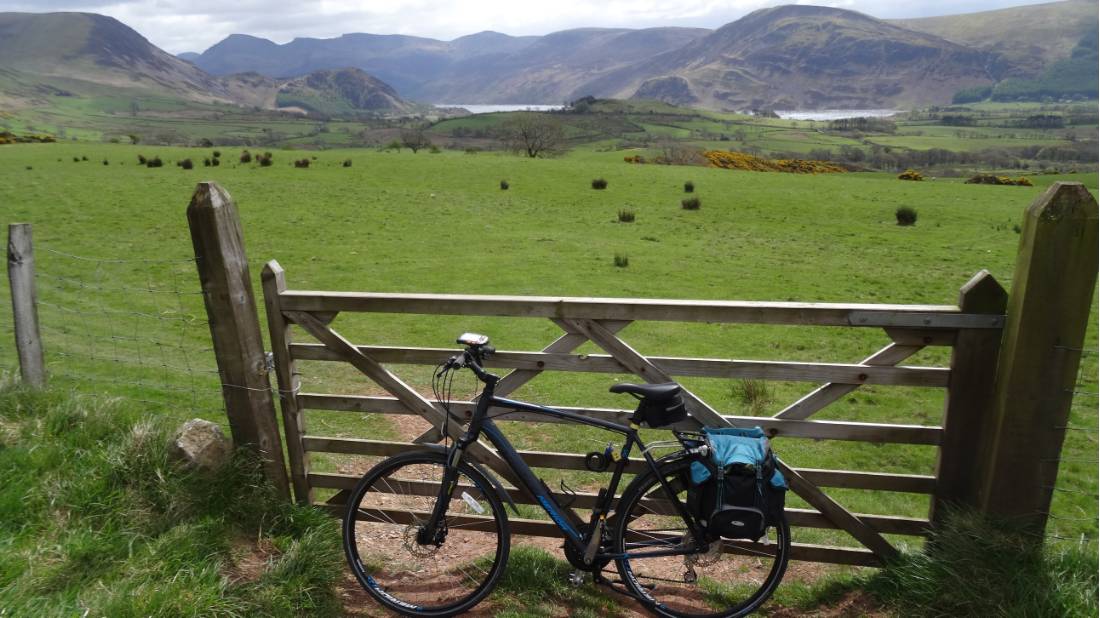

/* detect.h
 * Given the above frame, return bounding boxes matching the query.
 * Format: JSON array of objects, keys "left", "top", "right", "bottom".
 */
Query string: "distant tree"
[
  {"left": 501, "top": 113, "right": 565, "bottom": 158},
  {"left": 400, "top": 128, "right": 432, "bottom": 153}
]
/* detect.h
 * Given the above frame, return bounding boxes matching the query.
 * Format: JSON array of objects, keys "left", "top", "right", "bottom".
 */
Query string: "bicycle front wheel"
[
  {"left": 343, "top": 450, "right": 510, "bottom": 617},
  {"left": 612, "top": 457, "right": 790, "bottom": 618}
]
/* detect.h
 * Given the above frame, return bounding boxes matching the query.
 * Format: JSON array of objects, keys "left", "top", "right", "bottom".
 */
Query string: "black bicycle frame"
[{"left": 423, "top": 367, "right": 710, "bottom": 562}]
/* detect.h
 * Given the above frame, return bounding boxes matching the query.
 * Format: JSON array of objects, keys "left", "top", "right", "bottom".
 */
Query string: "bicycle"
[{"left": 343, "top": 333, "right": 790, "bottom": 617}]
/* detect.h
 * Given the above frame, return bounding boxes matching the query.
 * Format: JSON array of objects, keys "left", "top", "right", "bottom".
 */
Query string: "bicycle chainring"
[{"left": 563, "top": 524, "right": 611, "bottom": 573}]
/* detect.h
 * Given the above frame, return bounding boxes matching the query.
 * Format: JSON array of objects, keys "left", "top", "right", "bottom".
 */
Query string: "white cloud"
[{"left": 0, "top": 0, "right": 1058, "bottom": 53}]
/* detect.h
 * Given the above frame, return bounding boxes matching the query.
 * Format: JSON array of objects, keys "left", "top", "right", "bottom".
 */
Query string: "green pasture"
[{"left": 0, "top": 143, "right": 1096, "bottom": 563}]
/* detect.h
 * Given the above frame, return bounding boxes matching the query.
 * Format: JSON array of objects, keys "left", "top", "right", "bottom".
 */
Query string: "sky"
[{"left": 0, "top": 0, "right": 1059, "bottom": 54}]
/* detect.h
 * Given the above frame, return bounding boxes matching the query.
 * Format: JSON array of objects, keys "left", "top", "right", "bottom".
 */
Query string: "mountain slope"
[
  {"left": 192, "top": 26, "right": 711, "bottom": 102},
  {"left": 588, "top": 5, "right": 1003, "bottom": 109},
  {"left": 274, "top": 68, "right": 415, "bottom": 114},
  {"left": 892, "top": 0, "right": 1098, "bottom": 76},
  {"left": 0, "top": 12, "right": 231, "bottom": 103}
]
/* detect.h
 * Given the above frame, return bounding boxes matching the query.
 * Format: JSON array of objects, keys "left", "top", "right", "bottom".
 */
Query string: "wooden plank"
[
  {"left": 261, "top": 261, "right": 313, "bottom": 505},
  {"left": 300, "top": 394, "right": 942, "bottom": 445},
  {"left": 411, "top": 319, "right": 629, "bottom": 444},
  {"left": 981, "top": 183, "right": 1099, "bottom": 533},
  {"left": 774, "top": 343, "right": 924, "bottom": 420},
  {"left": 779, "top": 463, "right": 899, "bottom": 560},
  {"left": 308, "top": 473, "right": 930, "bottom": 536},
  {"left": 556, "top": 317, "right": 728, "bottom": 427},
  {"left": 187, "top": 182, "right": 289, "bottom": 499},
  {"left": 278, "top": 290, "right": 962, "bottom": 327},
  {"left": 932, "top": 271, "right": 1007, "bottom": 524},
  {"left": 849, "top": 311, "right": 1003, "bottom": 329},
  {"left": 321, "top": 500, "right": 879, "bottom": 566},
  {"left": 291, "top": 343, "right": 948, "bottom": 387},
  {"left": 6, "top": 223, "right": 45, "bottom": 387},
  {"left": 886, "top": 328, "right": 956, "bottom": 346},
  {"left": 284, "top": 310, "right": 525, "bottom": 491},
  {"left": 301, "top": 438, "right": 936, "bottom": 494}
]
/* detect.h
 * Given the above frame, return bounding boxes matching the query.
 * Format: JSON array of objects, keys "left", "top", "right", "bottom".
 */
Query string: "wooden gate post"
[
  {"left": 7, "top": 223, "right": 46, "bottom": 387},
  {"left": 931, "top": 270, "right": 1007, "bottom": 524},
  {"left": 981, "top": 182, "right": 1098, "bottom": 533},
  {"left": 187, "top": 182, "right": 290, "bottom": 500}
]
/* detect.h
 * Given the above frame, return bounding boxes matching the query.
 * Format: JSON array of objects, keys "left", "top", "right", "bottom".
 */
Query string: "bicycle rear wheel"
[
  {"left": 611, "top": 457, "right": 790, "bottom": 618},
  {"left": 343, "top": 450, "right": 510, "bottom": 617}
]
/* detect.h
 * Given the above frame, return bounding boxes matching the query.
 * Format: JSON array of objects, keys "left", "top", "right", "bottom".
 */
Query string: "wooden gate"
[{"left": 260, "top": 260, "right": 1008, "bottom": 567}]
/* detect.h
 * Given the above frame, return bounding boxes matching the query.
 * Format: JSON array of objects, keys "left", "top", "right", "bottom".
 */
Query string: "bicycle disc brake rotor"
[{"left": 402, "top": 524, "right": 442, "bottom": 559}]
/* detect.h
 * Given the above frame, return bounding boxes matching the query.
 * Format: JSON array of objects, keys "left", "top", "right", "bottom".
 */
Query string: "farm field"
[{"left": 1, "top": 142, "right": 1096, "bottom": 591}]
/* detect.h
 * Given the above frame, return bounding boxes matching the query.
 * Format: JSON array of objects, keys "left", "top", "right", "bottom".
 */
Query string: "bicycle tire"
[
  {"left": 343, "top": 450, "right": 510, "bottom": 617},
  {"left": 611, "top": 457, "right": 790, "bottom": 618}
]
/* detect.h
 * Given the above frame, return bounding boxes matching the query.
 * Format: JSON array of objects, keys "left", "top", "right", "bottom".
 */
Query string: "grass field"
[{"left": 1, "top": 141, "right": 1097, "bottom": 612}]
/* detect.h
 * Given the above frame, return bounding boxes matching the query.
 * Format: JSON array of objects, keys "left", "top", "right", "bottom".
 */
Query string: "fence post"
[
  {"left": 187, "top": 182, "right": 290, "bottom": 500},
  {"left": 7, "top": 223, "right": 46, "bottom": 387},
  {"left": 981, "top": 182, "right": 1098, "bottom": 534},
  {"left": 931, "top": 270, "right": 1007, "bottom": 524}
]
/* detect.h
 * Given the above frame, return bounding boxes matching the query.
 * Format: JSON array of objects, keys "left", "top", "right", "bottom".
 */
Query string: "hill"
[
  {"left": 0, "top": 12, "right": 232, "bottom": 105},
  {"left": 191, "top": 27, "right": 711, "bottom": 103},
  {"left": 0, "top": 13, "right": 416, "bottom": 118},
  {"left": 893, "top": 0, "right": 1098, "bottom": 76},
  {"left": 593, "top": 5, "right": 1002, "bottom": 110},
  {"left": 273, "top": 68, "right": 416, "bottom": 114}
]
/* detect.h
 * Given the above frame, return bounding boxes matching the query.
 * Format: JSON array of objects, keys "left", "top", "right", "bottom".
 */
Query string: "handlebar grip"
[{"left": 481, "top": 345, "right": 495, "bottom": 357}]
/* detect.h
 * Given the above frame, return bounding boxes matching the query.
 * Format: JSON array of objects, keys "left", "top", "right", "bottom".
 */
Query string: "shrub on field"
[
  {"left": 591, "top": 178, "right": 608, "bottom": 190},
  {"left": 179, "top": 158, "right": 193, "bottom": 170},
  {"left": 896, "top": 206, "right": 917, "bottom": 226},
  {"left": 342, "top": 159, "right": 352, "bottom": 168},
  {"left": 613, "top": 253, "right": 629, "bottom": 268},
  {"left": 618, "top": 209, "right": 635, "bottom": 223},
  {"left": 102, "top": 159, "right": 109, "bottom": 166},
  {"left": 146, "top": 156, "right": 163, "bottom": 168},
  {"left": 898, "top": 169, "right": 924, "bottom": 181},
  {"left": 73, "top": 156, "right": 80, "bottom": 162},
  {"left": 211, "top": 157, "right": 220, "bottom": 167},
  {"left": 964, "top": 174, "right": 1033, "bottom": 186},
  {"left": 733, "top": 379, "right": 774, "bottom": 413},
  {"left": 684, "top": 181, "right": 695, "bottom": 193},
  {"left": 429, "top": 145, "right": 441, "bottom": 154},
  {"left": 212, "top": 150, "right": 221, "bottom": 158},
  {"left": 203, "top": 158, "right": 211, "bottom": 167},
  {"left": 240, "top": 150, "right": 252, "bottom": 164},
  {"left": 81, "top": 155, "right": 88, "bottom": 161},
  {"left": 500, "top": 180, "right": 509, "bottom": 190},
  {"left": 624, "top": 155, "right": 645, "bottom": 164},
  {"left": 294, "top": 158, "right": 310, "bottom": 168},
  {"left": 137, "top": 154, "right": 147, "bottom": 165},
  {"left": 258, "top": 152, "right": 273, "bottom": 167},
  {"left": 681, "top": 197, "right": 701, "bottom": 210}
]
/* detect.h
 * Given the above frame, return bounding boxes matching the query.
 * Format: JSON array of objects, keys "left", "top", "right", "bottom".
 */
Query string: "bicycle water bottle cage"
[{"left": 609, "top": 382, "right": 688, "bottom": 428}]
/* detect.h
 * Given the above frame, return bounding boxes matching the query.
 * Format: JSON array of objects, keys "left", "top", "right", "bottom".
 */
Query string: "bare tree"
[
  {"left": 501, "top": 112, "right": 565, "bottom": 158},
  {"left": 400, "top": 128, "right": 432, "bottom": 153}
]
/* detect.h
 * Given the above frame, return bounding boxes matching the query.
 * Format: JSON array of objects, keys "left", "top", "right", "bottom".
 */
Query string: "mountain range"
[{"left": 0, "top": 0, "right": 1095, "bottom": 116}]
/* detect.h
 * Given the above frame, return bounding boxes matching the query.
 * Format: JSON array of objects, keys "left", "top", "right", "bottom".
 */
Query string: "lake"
[
  {"left": 436, "top": 104, "right": 565, "bottom": 114},
  {"left": 774, "top": 109, "right": 900, "bottom": 121}
]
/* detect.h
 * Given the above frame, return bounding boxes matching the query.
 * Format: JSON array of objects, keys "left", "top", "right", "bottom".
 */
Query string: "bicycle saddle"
[{"left": 609, "top": 382, "right": 681, "bottom": 400}]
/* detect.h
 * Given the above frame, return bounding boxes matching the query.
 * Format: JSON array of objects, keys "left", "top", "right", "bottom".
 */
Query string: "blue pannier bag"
[{"left": 687, "top": 427, "right": 787, "bottom": 541}]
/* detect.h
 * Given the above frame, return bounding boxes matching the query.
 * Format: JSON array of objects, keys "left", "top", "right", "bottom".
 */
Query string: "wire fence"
[{"left": 21, "top": 244, "right": 226, "bottom": 419}]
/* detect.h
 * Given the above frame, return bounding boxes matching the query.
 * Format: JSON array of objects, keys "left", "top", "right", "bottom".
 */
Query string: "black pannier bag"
[{"left": 686, "top": 427, "right": 787, "bottom": 541}]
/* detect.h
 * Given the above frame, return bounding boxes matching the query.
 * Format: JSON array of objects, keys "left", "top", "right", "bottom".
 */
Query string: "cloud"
[{"left": 0, "top": 0, "right": 1056, "bottom": 53}]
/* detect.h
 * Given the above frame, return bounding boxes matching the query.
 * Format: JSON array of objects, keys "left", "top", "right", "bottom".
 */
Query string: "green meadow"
[{"left": 1, "top": 141, "right": 1096, "bottom": 611}]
